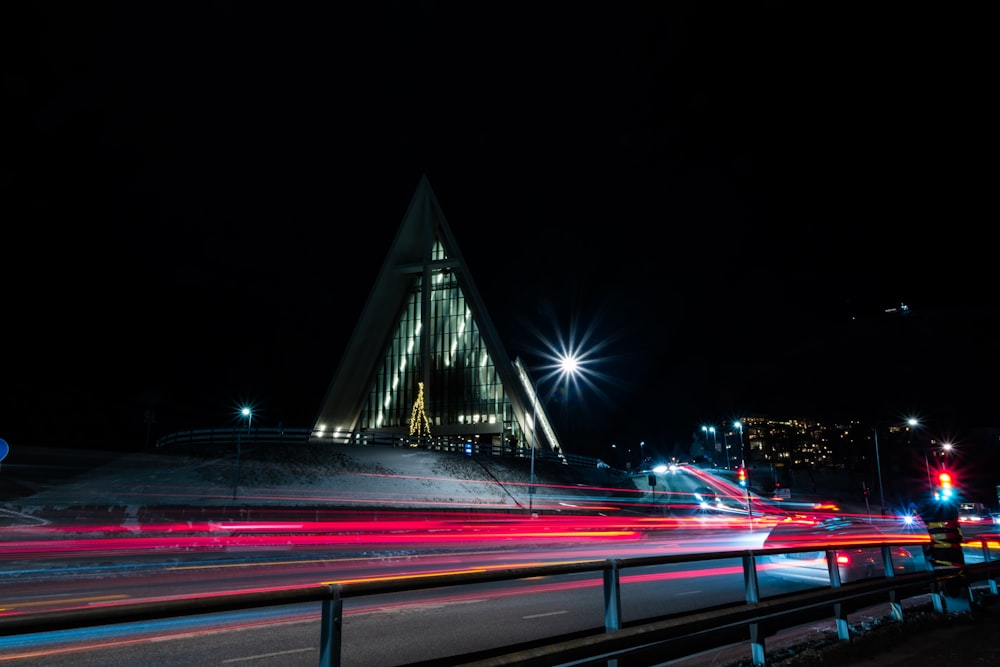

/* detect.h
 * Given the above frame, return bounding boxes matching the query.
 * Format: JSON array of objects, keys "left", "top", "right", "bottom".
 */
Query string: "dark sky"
[{"left": 4, "top": 3, "right": 997, "bottom": 459}]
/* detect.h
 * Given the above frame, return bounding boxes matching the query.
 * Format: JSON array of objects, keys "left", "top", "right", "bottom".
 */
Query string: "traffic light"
[
  {"left": 737, "top": 467, "right": 748, "bottom": 487},
  {"left": 935, "top": 470, "right": 954, "bottom": 501}
]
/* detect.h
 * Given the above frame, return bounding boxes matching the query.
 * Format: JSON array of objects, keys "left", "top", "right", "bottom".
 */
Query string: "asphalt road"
[{"left": 2, "top": 445, "right": 998, "bottom": 666}]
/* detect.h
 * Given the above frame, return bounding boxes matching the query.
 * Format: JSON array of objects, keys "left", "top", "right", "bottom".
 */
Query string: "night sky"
[{"left": 5, "top": 3, "right": 996, "bottom": 460}]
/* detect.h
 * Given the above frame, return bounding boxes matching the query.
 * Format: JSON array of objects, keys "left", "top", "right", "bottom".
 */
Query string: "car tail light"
[{"left": 836, "top": 554, "right": 851, "bottom": 566}]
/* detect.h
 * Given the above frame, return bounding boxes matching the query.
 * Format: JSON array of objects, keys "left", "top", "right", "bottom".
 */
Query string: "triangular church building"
[{"left": 312, "top": 176, "right": 562, "bottom": 457}]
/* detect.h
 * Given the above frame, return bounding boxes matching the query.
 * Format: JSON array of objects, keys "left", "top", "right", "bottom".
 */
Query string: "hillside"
[{"left": 1, "top": 442, "right": 640, "bottom": 517}]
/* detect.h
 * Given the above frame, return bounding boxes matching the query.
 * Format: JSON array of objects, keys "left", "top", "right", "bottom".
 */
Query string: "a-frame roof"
[{"left": 312, "top": 175, "right": 549, "bottom": 448}]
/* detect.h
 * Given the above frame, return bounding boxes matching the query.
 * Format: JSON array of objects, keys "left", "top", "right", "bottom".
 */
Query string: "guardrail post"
[
  {"left": 748, "top": 622, "right": 766, "bottom": 667},
  {"left": 743, "top": 553, "right": 766, "bottom": 666},
  {"left": 832, "top": 602, "right": 850, "bottom": 641},
  {"left": 319, "top": 584, "right": 343, "bottom": 667},
  {"left": 603, "top": 559, "right": 622, "bottom": 632},
  {"left": 888, "top": 589, "right": 904, "bottom": 622},
  {"left": 824, "top": 549, "right": 851, "bottom": 639},
  {"left": 742, "top": 552, "right": 760, "bottom": 604},
  {"left": 880, "top": 544, "right": 896, "bottom": 579},
  {"left": 825, "top": 549, "right": 842, "bottom": 588},
  {"left": 978, "top": 537, "right": 998, "bottom": 595},
  {"left": 881, "top": 544, "right": 903, "bottom": 621}
]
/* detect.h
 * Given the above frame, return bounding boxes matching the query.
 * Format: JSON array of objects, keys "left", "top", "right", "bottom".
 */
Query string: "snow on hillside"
[{"left": 3, "top": 442, "right": 639, "bottom": 514}]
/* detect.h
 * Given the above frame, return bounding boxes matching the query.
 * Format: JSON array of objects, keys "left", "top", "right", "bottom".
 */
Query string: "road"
[
  {"left": 0, "top": 527, "right": 756, "bottom": 663},
  {"left": 1, "top": 454, "right": 996, "bottom": 666},
  {"left": 3, "top": 519, "right": 995, "bottom": 666}
]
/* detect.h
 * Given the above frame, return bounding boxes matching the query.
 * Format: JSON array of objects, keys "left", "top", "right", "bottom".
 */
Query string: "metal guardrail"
[
  {"left": 154, "top": 427, "right": 314, "bottom": 448},
  {"left": 1, "top": 538, "right": 997, "bottom": 667},
  {"left": 154, "top": 427, "right": 607, "bottom": 470}
]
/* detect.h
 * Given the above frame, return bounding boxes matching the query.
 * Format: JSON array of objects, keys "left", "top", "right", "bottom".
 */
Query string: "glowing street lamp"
[
  {"left": 907, "top": 417, "right": 933, "bottom": 490},
  {"left": 702, "top": 425, "right": 717, "bottom": 464},
  {"left": 529, "top": 378, "right": 538, "bottom": 511},
  {"left": 722, "top": 430, "right": 731, "bottom": 470},
  {"left": 526, "top": 353, "right": 581, "bottom": 515},
  {"left": 734, "top": 420, "right": 752, "bottom": 528},
  {"left": 940, "top": 442, "right": 953, "bottom": 464},
  {"left": 233, "top": 405, "right": 253, "bottom": 500},
  {"left": 872, "top": 426, "right": 886, "bottom": 516},
  {"left": 734, "top": 420, "right": 745, "bottom": 467}
]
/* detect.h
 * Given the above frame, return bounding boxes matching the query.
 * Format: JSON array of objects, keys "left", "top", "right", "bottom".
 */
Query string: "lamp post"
[
  {"left": 529, "top": 378, "right": 538, "bottom": 514},
  {"left": 702, "top": 425, "right": 717, "bottom": 466},
  {"left": 735, "top": 420, "right": 752, "bottom": 528},
  {"left": 908, "top": 418, "right": 932, "bottom": 489},
  {"left": 640, "top": 441, "right": 646, "bottom": 470},
  {"left": 722, "top": 431, "right": 731, "bottom": 470},
  {"left": 735, "top": 420, "right": 746, "bottom": 467},
  {"left": 939, "top": 442, "right": 953, "bottom": 470},
  {"left": 872, "top": 426, "right": 886, "bottom": 516},
  {"left": 527, "top": 353, "right": 581, "bottom": 515},
  {"left": 233, "top": 406, "right": 252, "bottom": 500}
]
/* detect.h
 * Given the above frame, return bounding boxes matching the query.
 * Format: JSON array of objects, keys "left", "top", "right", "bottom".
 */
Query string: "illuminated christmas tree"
[{"left": 409, "top": 382, "right": 432, "bottom": 438}]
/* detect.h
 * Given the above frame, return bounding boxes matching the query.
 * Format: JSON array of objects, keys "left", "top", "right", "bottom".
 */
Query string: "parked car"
[
  {"left": 761, "top": 517, "right": 928, "bottom": 584},
  {"left": 958, "top": 502, "right": 990, "bottom": 524}
]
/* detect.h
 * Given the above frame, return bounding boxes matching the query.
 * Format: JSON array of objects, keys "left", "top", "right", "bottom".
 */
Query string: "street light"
[
  {"left": 640, "top": 441, "right": 646, "bottom": 470},
  {"left": 722, "top": 430, "right": 731, "bottom": 470},
  {"left": 233, "top": 406, "right": 252, "bottom": 500},
  {"left": 734, "top": 420, "right": 745, "bottom": 467},
  {"left": 525, "top": 353, "right": 581, "bottom": 515},
  {"left": 529, "top": 376, "right": 538, "bottom": 513},
  {"left": 702, "top": 425, "right": 717, "bottom": 465},
  {"left": 872, "top": 426, "right": 886, "bottom": 516},
  {"left": 940, "top": 442, "right": 953, "bottom": 468},
  {"left": 734, "top": 420, "right": 752, "bottom": 528},
  {"left": 907, "top": 418, "right": 932, "bottom": 489}
]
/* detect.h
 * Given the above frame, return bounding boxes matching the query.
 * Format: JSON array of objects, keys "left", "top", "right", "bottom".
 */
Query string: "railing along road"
[{"left": 1, "top": 536, "right": 997, "bottom": 667}]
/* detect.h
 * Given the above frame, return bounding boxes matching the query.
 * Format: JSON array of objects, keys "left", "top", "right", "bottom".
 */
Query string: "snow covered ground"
[
  {"left": 0, "top": 441, "right": 884, "bottom": 529},
  {"left": 1, "top": 442, "right": 639, "bottom": 516}
]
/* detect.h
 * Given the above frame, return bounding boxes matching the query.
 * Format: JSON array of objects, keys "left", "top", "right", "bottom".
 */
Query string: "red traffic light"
[{"left": 936, "top": 470, "right": 954, "bottom": 500}]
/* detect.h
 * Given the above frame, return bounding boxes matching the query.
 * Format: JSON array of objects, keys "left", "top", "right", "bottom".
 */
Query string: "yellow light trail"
[
  {"left": 0, "top": 594, "right": 126, "bottom": 612},
  {"left": 324, "top": 568, "right": 489, "bottom": 585}
]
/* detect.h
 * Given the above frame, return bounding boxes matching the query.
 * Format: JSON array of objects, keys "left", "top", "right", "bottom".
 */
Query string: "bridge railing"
[
  {"left": 1, "top": 537, "right": 997, "bottom": 667},
  {"left": 154, "top": 427, "right": 608, "bottom": 469}
]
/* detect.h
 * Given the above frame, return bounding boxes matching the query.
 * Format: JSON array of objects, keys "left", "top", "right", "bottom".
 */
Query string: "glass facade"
[{"left": 357, "top": 238, "right": 523, "bottom": 450}]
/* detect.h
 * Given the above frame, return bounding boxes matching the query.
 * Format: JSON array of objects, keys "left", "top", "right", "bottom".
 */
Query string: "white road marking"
[
  {"left": 223, "top": 647, "right": 315, "bottom": 663},
  {"left": 523, "top": 610, "right": 568, "bottom": 619}
]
